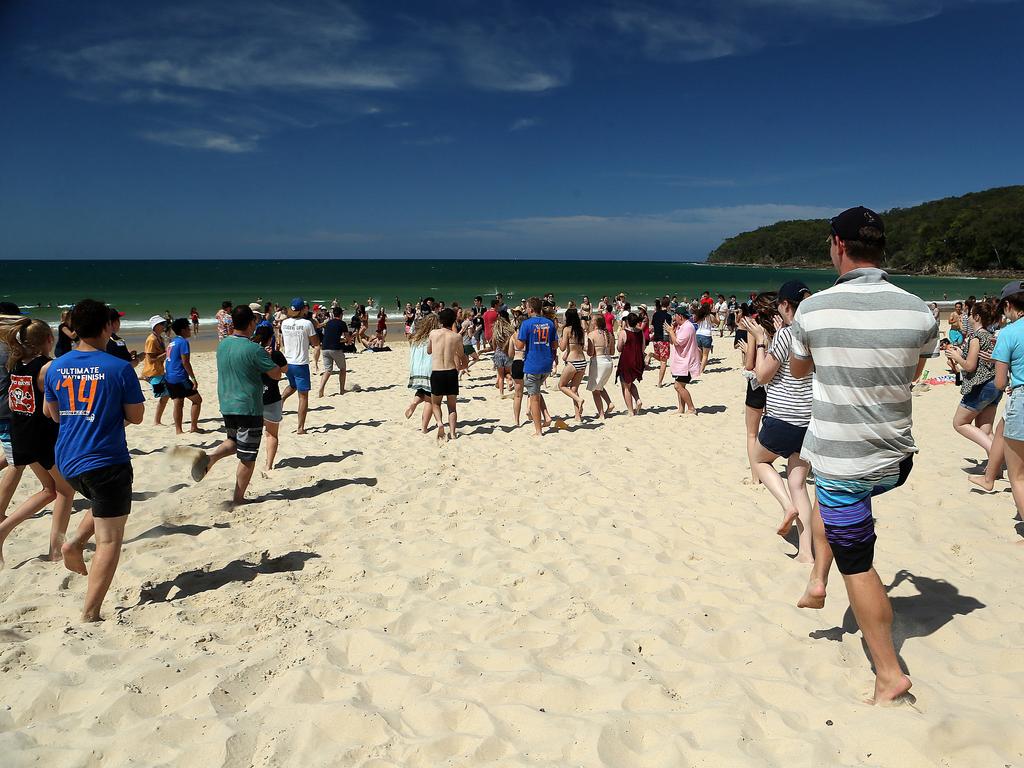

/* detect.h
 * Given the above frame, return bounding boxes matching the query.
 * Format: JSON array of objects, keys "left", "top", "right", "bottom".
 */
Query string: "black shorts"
[
  {"left": 745, "top": 379, "right": 767, "bottom": 410},
  {"left": 223, "top": 414, "right": 264, "bottom": 464},
  {"left": 511, "top": 360, "right": 525, "bottom": 381},
  {"left": 166, "top": 380, "right": 196, "bottom": 400},
  {"left": 66, "top": 462, "right": 133, "bottom": 519},
  {"left": 430, "top": 369, "right": 459, "bottom": 397},
  {"left": 758, "top": 416, "right": 807, "bottom": 458},
  {"left": 415, "top": 388, "right": 430, "bottom": 399},
  {"left": 674, "top": 375, "right": 692, "bottom": 384}
]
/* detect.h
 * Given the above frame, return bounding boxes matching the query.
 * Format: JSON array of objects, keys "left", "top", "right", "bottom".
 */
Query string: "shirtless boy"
[{"left": 427, "top": 308, "right": 466, "bottom": 442}]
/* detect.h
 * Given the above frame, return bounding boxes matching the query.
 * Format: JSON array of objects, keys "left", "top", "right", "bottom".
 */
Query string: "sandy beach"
[{"left": 2, "top": 342, "right": 1022, "bottom": 767}]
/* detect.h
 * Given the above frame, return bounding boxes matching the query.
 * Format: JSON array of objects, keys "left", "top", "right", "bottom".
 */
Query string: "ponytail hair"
[{"left": 0, "top": 317, "right": 53, "bottom": 371}]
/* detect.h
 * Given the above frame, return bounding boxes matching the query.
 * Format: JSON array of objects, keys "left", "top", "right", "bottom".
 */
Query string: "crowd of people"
[{"left": 1, "top": 205, "right": 1022, "bottom": 707}]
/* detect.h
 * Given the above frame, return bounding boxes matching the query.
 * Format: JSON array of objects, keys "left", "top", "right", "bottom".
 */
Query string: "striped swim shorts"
[
  {"left": 815, "top": 456, "right": 913, "bottom": 575},
  {"left": 223, "top": 414, "right": 264, "bottom": 464}
]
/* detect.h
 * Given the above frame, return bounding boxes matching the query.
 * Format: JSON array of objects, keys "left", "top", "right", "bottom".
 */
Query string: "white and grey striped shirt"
[
  {"left": 765, "top": 326, "right": 813, "bottom": 427},
  {"left": 789, "top": 268, "right": 939, "bottom": 480}
]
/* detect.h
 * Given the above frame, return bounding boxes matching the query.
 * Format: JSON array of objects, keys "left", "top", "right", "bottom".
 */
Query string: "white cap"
[{"left": 149, "top": 315, "right": 166, "bottom": 330}]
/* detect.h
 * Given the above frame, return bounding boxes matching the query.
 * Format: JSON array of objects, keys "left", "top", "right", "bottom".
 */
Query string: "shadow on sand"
[
  {"left": 809, "top": 570, "right": 985, "bottom": 674},
  {"left": 275, "top": 450, "right": 362, "bottom": 470},
  {"left": 129, "top": 551, "right": 320, "bottom": 606}
]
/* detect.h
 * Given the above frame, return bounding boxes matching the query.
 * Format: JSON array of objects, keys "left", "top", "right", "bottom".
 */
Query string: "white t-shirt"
[{"left": 281, "top": 317, "right": 316, "bottom": 365}]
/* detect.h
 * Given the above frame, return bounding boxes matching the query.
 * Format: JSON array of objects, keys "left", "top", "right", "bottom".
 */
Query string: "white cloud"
[
  {"left": 140, "top": 128, "right": 259, "bottom": 153},
  {"left": 441, "top": 21, "right": 571, "bottom": 92},
  {"left": 510, "top": 117, "right": 542, "bottom": 131},
  {"left": 42, "top": 2, "right": 431, "bottom": 93}
]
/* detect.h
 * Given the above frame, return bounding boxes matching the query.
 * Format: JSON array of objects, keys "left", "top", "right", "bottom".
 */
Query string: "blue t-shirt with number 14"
[
  {"left": 518, "top": 316, "right": 558, "bottom": 375},
  {"left": 44, "top": 350, "right": 145, "bottom": 478}
]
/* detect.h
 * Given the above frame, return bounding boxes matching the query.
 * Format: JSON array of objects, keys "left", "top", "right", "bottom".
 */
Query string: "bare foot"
[
  {"left": 797, "top": 577, "right": 826, "bottom": 609},
  {"left": 968, "top": 476, "right": 996, "bottom": 493},
  {"left": 62, "top": 539, "right": 88, "bottom": 576},
  {"left": 777, "top": 508, "right": 798, "bottom": 536},
  {"left": 297, "top": 428, "right": 307, "bottom": 435},
  {"left": 81, "top": 611, "right": 104, "bottom": 623},
  {"left": 868, "top": 674, "right": 913, "bottom": 705},
  {"left": 795, "top": 552, "right": 815, "bottom": 565}
]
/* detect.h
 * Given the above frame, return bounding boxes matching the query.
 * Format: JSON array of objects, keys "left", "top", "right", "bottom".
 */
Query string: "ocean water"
[{"left": 0, "top": 259, "right": 1008, "bottom": 329}]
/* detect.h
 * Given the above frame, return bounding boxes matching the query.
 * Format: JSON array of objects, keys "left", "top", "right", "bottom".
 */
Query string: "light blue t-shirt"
[
  {"left": 165, "top": 337, "right": 190, "bottom": 384},
  {"left": 992, "top": 319, "right": 1024, "bottom": 387}
]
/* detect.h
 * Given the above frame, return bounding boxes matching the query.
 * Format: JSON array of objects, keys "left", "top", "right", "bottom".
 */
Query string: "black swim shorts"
[
  {"left": 66, "top": 462, "right": 134, "bottom": 519},
  {"left": 223, "top": 414, "right": 264, "bottom": 464},
  {"left": 166, "top": 380, "right": 196, "bottom": 400},
  {"left": 430, "top": 369, "right": 459, "bottom": 397}
]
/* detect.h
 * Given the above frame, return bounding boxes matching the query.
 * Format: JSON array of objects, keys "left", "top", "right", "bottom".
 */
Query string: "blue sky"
[{"left": 1, "top": 0, "right": 1022, "bottom": 261}]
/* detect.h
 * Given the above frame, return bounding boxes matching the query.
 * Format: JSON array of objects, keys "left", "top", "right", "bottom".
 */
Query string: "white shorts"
[{"left": 322, "top": 349, "right": 347, "bottom": 373}]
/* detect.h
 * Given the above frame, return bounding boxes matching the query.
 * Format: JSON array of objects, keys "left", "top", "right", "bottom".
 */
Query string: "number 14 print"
[{"left": 60, "top": 377, "right": 98, "bottom": 413}]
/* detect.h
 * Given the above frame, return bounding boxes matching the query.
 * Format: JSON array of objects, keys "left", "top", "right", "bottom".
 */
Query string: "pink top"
[{"left": 669, "top": 322, "right": 701, "bottom": 378}]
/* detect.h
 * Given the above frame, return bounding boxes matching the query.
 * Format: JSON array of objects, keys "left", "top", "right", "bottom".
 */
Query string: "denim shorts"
[
  {"left": 960, "top": 379, "right": 1002, "bottom": 412},
  {"left": 0, "top": 419, "right": 12, "bottom": 463},
  {"left": 696, "top": 335, "right": 713, "bottom": 350},
  {"left": 758, "top": 415, "right": 808, "bottom": 458},
  {"left": 1004, "top": 388, "right": 1024, "bottom": 442}
]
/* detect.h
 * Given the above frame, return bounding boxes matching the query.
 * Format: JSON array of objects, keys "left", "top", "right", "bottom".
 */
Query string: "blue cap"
[{"left": 290, "top": 298, "right": 305, "bottom": 311}]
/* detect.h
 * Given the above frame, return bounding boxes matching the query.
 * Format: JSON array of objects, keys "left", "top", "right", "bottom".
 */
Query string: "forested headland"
[{"left": 706, "top": 186, "right": 1024, "bottom": 274}]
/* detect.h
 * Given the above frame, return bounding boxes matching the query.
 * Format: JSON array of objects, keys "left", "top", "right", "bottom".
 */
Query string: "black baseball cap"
[
  {"left": 830, "top": 206, "right": 885, "bottom": 243},
  {"left": 778, "top": 280, "right": 811, "bottom": 303},
  {"left": 999, "top": 281, "right": 1024, "bottom": 301}
]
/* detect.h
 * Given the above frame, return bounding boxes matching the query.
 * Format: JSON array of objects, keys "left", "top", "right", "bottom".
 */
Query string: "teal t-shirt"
[
  {"left": 993, "top": 318, "right": 1024, "bottom": 387},
  {"left": 217, "top": 335, "right": 277, "bottom": 416}
]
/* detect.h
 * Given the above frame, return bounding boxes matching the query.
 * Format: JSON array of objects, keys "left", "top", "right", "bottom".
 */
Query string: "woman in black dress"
[{"left": 0, "top": 318, "right": 74, "bottom": 564}]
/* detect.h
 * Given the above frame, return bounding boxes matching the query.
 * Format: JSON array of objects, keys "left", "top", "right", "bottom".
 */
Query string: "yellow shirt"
[{"left": 142, "top": 333, "right": 165, "bottom": 378}]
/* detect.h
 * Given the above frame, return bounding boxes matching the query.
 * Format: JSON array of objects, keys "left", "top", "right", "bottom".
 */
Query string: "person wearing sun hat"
[{"left": 141, "top": 314, "right": 170, "bottom": 426}]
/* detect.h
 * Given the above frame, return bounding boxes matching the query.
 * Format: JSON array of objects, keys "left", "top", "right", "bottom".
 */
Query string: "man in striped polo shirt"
[{"left": 788, "top": 206, "right": 938, "bottom": 705}]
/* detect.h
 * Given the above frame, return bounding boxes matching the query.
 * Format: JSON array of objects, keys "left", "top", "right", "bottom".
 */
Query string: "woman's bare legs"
[
  {"left": 1002, "top": 436, "right": 1024, "bottom": 520},
  {"left": 512, "top": 379, "right": 524, "bottom": 426},
  {"left": 0, "top": 463, "right": 56, "bottom": 568},
  {"left": 673, "top": 380, "right": 696, "bottom": 414},
  {"left": 621, "top": 381, "right": 636, "bottom": 415},
  {"left": 264, "top": 420, "right": 280, "bottom": 471},
  {"left": 745, "top": 406, "right": 763, "bottom": 484},
  {"left": 972, "top": 418, "right": 1006, "bottom": 492},
  {"left": 784, "top": 456, "right": 813, "bottom": 563},
  {"left": 953, "top": 404, "right": 995, "bottom": 454}
]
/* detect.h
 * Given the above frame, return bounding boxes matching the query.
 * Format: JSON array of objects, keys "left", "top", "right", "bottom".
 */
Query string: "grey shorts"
[
  {"left": 322, "top": 349, "right": 346, "bottom": 373},
  {"left": 524, "top": 373, "right": 546, "bottom": 396},
  {"left": 263, "top": 400, "right": 283, "bottom": 424}
]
